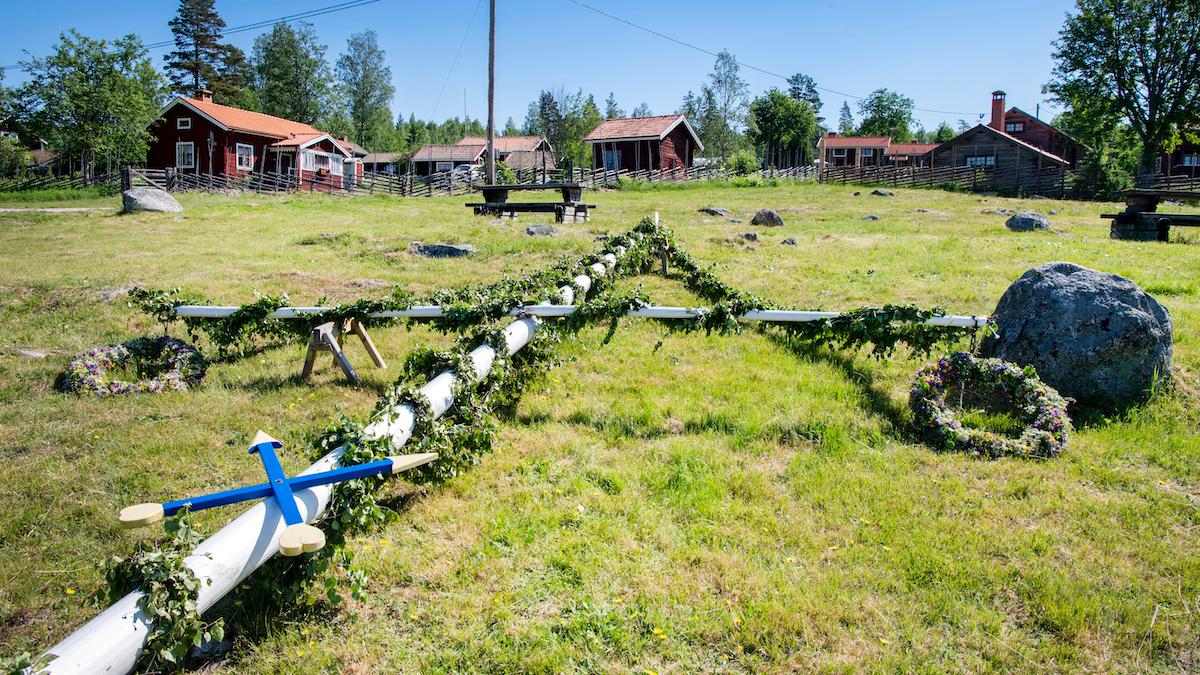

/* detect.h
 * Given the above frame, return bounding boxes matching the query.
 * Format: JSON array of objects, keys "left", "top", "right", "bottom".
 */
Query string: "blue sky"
[{"left": 1, "top": 0, "right": 1079, "bottom": 131}]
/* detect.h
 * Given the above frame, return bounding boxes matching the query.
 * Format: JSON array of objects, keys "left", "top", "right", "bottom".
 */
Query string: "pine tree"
[
  {"left": 631, "top": 102, "right": 652, "bottom": 117},
  {"left": 838, "top": 102, "right": 854, "bottom": 135},
  {"left": 604, "top": 92, "right": 623, "bottom": 119},
  {"left": 164, "top": 0, "right": 253, "bottom": 104}
]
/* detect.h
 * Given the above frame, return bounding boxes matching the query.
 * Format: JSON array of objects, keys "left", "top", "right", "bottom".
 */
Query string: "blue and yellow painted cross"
[{"left": 118, "top": 430, "right": 437, "bottom": 556}]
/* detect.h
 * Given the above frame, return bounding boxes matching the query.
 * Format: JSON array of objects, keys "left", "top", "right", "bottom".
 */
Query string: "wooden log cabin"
[
  {"left": 583, "top": 115, "right": 702, "bottom": 171},
  {"left": 146, "top": 89, "right": 360, "bottom": 188}
]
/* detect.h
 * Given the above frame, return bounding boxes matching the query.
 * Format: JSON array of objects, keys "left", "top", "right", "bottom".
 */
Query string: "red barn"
[
  {"left": 583, "top": 115, "right": 702, "bottom": 171},
  {"left": 147, "top": 90, "right": 358, "bottom": 188}
]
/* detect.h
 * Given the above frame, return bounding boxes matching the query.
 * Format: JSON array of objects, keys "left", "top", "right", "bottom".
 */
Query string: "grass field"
[{"left": 1, "top": 182, "right": 1198, "bottom": 672}]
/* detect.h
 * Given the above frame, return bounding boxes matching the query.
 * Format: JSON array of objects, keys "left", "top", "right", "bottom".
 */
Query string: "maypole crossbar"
[{"left": 172, "top": 304, "right": 989, "bottom": 329}]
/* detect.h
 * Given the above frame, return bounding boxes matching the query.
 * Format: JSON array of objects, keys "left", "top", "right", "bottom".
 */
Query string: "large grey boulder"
[
  {"left": 1006, "top": 212, "right": 1052, "bottom": 232},
  {"left": 870, "top": 188, "right": 894, "bottom": 197},
  {"left": 412, "top": 243, "right": 474, "bottom": 258},
  {"left": 122, "top": 187, "right": 182, "bottom": 213},
  {"left": 980, "top": 262, "right": 1172, "bottom": 409},
  {"left": 750, "top": 208, "right": 784, "bottom": 226}
]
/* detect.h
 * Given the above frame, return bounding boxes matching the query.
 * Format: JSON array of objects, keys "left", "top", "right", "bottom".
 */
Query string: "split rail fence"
[
  {"left": 0, "top": 172, "right": 121, "bottom": 193},
  {"left": 819, "top": 164, "right": 1070, "bottom": 197}
]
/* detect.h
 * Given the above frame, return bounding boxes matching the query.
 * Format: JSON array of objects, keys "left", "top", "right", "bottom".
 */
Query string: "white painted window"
[
  {"left": 1005, "top": 122, "right": 1024, "bottom": 133},
  {"left": 314, "top": 153, "right": 331, "bottom": 170},
  {"left": 177, "top": 117, "right": 192, "bottom": 130},
  {"left": 861, "top": 148, "right": 875, "bottom": 157},
  {"left": 965, "top": 155, "right": 995, "bottom": 167},
  {"left": 831, "top": 148, "right": 846, "bottom": 158},
  {"left": 1183, "top": 154, "right": 1200, "bottom": 167},
  {"left": 331, "top": 157, "right": 343, "bottom": 176},
  {"left": 436, "top": 161, "right": 452, "bottom": 172},
  {"left": 175, "top": 141, "right": 195, "bottom": 169},
  {"left": 236, "top": 143, "right": 255, "bottom": 171}
]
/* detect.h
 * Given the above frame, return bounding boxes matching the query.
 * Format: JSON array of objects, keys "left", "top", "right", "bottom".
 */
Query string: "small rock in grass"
[
  {"left": 1049, "top": 209, "right": 1059, "bottom": 215},
  {"left": 740, "top": 232, "right": 758, "bottom": 241},
  {"left": 870, "top": 189, "right": 895, "bottom": 197},
  {"left": 1006, "top": 212, "right": 1052, "bottom": 232},
  {"left": 98, "top": 285, "right": 134, "bottom": 302},
  {"left": 412, "top": 243, "right": 474, "bottom": 258},
  {"left": 728, "top": 218, "right": 743, "bottom": 223},
  {"left": 853, "top": 191, "right": 861, "bottom": 196},
  {"left": 750, "top": 208, "right": 784, "bottom": 226},
  {"left": 355, "top": 279, "right": 389, "bottom": 288},
  {"left": 863, "top": 214, "right": 880, "bottom": 221},
  {"left": 781, "top": 237, "right": 798, "bottom": 246},
  {"left": 18, "top": 349, "right": 48, "bottom": 359},
  {"left": 699, "top": 206, "right": 732, "bottom": 216},
  {"left": 526, "top": 224, "right": 560, "bottom": 237},
  {"left": 915, "top": 208, "right": 930, "bottom": 213}
]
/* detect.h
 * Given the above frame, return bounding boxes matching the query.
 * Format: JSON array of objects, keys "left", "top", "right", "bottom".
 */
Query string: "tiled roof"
[
  {"left": 362, "top": 152, "right": 404, "bottom": 164},
  {"left": 409, "top": 144, "right": 486, "bottom": 162},
  {"left": 178, "top": 97, "right": 321, "bottom": 138},
  {"left": 885, "top": 143, "right": 939, "bottom": 156},
  {"left": 818, "top": 135, "right": 892, "bottom": 149},
  {"left": 269, "top": 132, "right": 325, "bottom": 148},
  {"left": 458, "top": 135, "right": 547, "bottom": 152},
  {"left": 583, "top": 115, "right": 689, "bottom": 142}
]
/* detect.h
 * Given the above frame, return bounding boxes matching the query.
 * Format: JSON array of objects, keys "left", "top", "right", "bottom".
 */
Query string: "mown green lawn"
[{"left": 1, "top": 182, "right": 1197, "bottom": 672}]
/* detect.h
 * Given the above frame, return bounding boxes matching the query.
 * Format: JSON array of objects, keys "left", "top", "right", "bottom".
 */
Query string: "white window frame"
[
  {"left": 831, "top": 148, "right": 847, "bottom": 158},
  {"left": 176, "top": 117, "right": 192, "bottom": 130},
  {"left": 965, "top": 155, "right": 995, "bottom": 167},
  {"left": 313, "top": 152, "right": 331, "bottom": 170},
  {"left": 1183, "top": 154, "right": 1200, "bottom": 167},
  {"left": 861, "top": 148, "right": 875, "bottom": 157},
  {"left": 175, "top": 141, "right": 195, "bottom": 169},
  {"left": 1005, "top": 122, "right": 1024, "bottom": 133},
  {"left": 435, "top": 161, "right": 452, "bottom": 172},
  {"left": 235, "top": 143, "right": 255, "bottom": 171}
]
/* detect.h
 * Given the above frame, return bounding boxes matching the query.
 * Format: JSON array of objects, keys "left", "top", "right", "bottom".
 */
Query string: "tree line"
[{"left": 1, "top": 0, "right": 1196, "bottom": 188}]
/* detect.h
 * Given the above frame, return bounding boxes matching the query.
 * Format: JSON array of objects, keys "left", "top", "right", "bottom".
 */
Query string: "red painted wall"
[
  {"left": 658, "top": 124, "right": 696, "bottom": 170},
  {"left": 147, "top": 104, "right": 277, "bottom": 176},
  {"left": 1003, "top": 110, "right": 1080, "bottom": 168}
]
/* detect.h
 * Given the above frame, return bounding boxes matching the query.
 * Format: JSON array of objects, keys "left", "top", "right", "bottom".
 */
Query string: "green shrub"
[
  {"left": 495, "top": 161, "right": 517, "bottom": 185},
  {"left": 727, "top": 149, "right": 760, "bottom": 176}
]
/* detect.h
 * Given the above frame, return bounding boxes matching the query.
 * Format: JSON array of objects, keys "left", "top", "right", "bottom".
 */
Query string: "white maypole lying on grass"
[{"left": 40, "top": 250, "right": 627, "bottom": 674}]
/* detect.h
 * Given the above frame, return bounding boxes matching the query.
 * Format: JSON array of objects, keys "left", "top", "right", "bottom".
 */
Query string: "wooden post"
[{"left": 485, "top": 0, "right": 496, "bottom": 185}]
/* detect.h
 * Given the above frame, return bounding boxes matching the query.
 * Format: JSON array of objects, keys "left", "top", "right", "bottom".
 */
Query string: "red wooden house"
[
  {"left": 583, "top": 115, "right": 702, "bottom": 171},
  {"left": 147, "top": 90, "right": 360, "bottom": 189}
]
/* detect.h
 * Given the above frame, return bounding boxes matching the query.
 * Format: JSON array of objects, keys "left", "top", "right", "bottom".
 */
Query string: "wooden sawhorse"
[{"left": 301, "top": 318, "right": 386, "bottom": 384}]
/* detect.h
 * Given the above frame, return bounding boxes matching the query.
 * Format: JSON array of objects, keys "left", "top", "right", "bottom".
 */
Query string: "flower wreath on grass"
[
  {"left": 910, "top": 351, "right": 1072, "bottom": 459},
  {"left": 62, "top": 336, "right": 206, "bottom": 398}
]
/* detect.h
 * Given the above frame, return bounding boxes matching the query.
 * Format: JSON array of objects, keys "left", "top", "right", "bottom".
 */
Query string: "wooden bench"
[
  {"left": 1102, "top": 188, "right": 1200, "bottom": 241},
  {"left": 466, "top": 182, "right": 595, "bottom": 223}
]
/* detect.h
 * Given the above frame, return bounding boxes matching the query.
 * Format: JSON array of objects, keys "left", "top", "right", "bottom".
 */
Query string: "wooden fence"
[
  {"left": 1135, "top": 174, "right": 1200, "bottom": 192},
  {"left": 819, "top": 163, "right": 1069, "bottom": 197},
  {"left": 0, "top": 172, "right": 121, "bottom": 193}
]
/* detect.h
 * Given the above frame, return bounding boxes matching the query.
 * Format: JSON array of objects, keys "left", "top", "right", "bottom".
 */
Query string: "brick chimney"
[
  {"left": 827, "top": 132, "right": 838, "bottom": 138},
  {"left": 989, "top": 90, "right": 1006, "bottom": 131},
  {"left": 196, "top": 88, "right": 213, "bottom": 104}
]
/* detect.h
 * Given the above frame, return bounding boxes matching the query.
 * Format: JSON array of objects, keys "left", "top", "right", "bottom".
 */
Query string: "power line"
[
  {"left": 563, "top": 0, "right": 982, "bottom": 118},
  {"left": 429, "top": 0, "right": 484, "bottom": 120},
  {"left": 0, "top": 0, "right": 383, "bottom": 72}
]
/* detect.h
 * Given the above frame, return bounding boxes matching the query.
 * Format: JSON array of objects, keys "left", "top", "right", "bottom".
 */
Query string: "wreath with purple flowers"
[
  {"left": 63, "top": 337, "right": 206, "bottom": 398},
  {"left": 910, "top": 352, "right": 1071, "bottom": 459}
]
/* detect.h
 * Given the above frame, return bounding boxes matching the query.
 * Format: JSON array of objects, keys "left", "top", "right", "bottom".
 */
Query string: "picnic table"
[
  {"left": 466, "top": 182, "right": 595, "bottom": 223},
  {"left": 1102, "top": 189, "right": 1200, "bottom": 241}
]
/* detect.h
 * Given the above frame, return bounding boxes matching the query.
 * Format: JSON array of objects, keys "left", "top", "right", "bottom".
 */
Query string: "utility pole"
[{"left": 486, "top": 0, "right": 496, "bottom": 185}]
